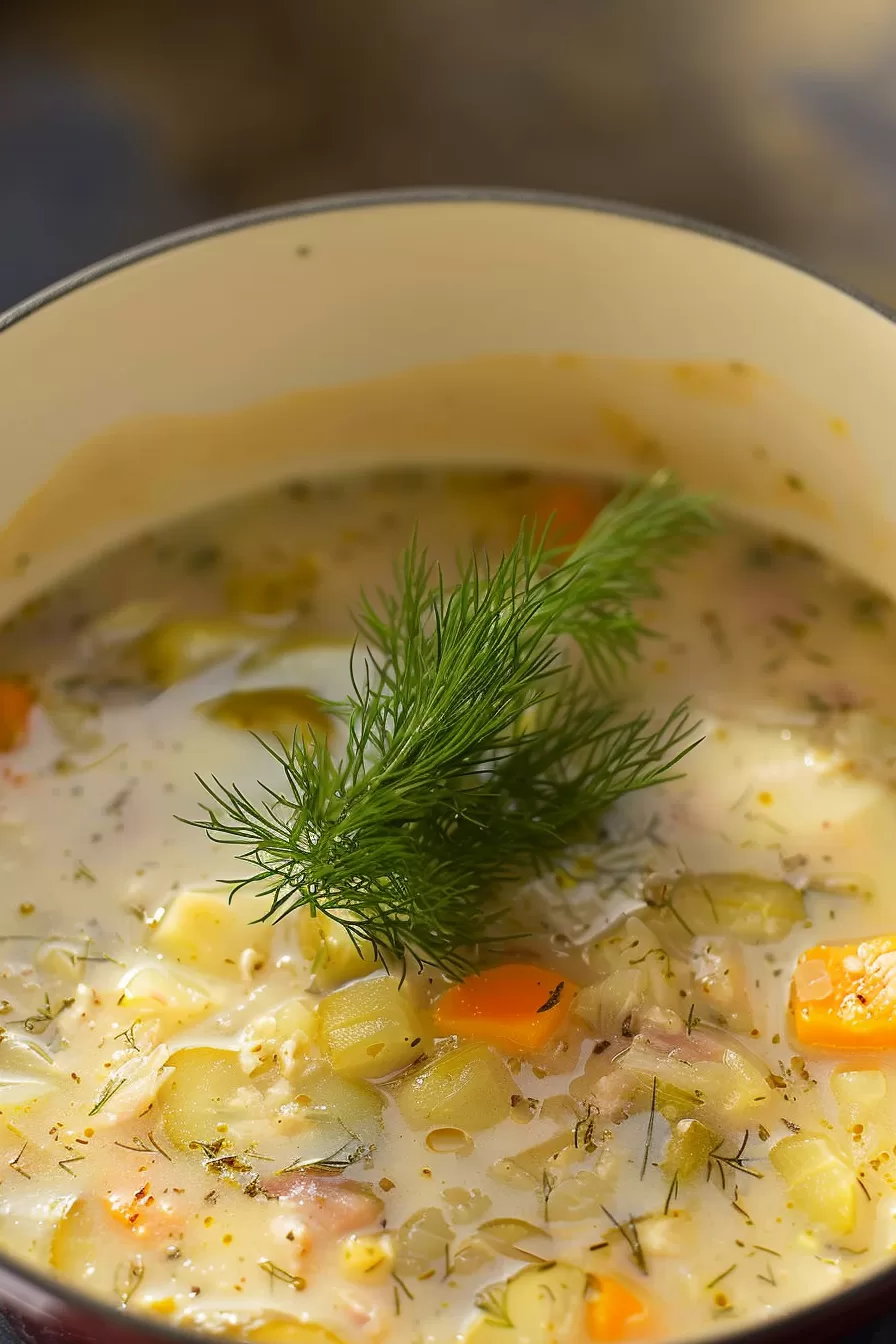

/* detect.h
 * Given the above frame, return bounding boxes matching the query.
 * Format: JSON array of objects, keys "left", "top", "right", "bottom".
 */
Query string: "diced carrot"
[
  {"left": 104, "top": 1186, "right": 183, "bottom": 1240},
  {"left": 791, "top": 937, "right": 896, "bottom": 1050},
  {"left": 0, "top": 680, "right": 33, "bottom": 753},
  {"left": 433, "top": 963, "right": 576, "bottom": 1052},
  {"left": 586, "top": 1274, "right": 656, "bottom": 1340},
  {"left": 536, "top": 482, "right": 608, "bottom": 555}
]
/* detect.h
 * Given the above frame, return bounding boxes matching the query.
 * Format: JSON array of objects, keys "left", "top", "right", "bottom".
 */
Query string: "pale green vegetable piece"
[
  {"left": 395, "top": 1206, "right": 455, "bottom": 1275},
  {"left": 620, "top": 1028, "right": 771, "bottom": 1124},
  {"left": 292, "top": 1061, "right": 384, "bottom": 1149},
  {"left": 139, "top": 617, "right": 259, "bottom": 685},
  {"left": 118, "top": 964, "right": 218, "bottom": 1029},
  {"left": 465, "top": 1263, "right": 589, "bottom": 1344},
  {"left": 669, "top": 871, "right": 804, "bottom": 943},
  {"left": 297, "top": 907, "right": 378, "bottom": 990},
  {"left": 771, "top": 1133, "right": 857, "bottom": 1235},
  {"left": 488, "top": 1131, "right": 575, "bottom": 1190},
  {"left": 198, "top": 687, "right": 331, "bottom": 740},
  {"left": 395, "top": 1043, "right": 515, "bottom": 1132},
  {"left": 661, "top": 1117, "right": 722, "bottom": 1180},
  {"left": 546, "top": 1167, "right": 613, "bottom": 1221},
  {"left": 158, "top": 1047, "right": 255, "bottom": 1151},
  {"left": 318, "top": 976, "right": 431, "bottom": 1079}
]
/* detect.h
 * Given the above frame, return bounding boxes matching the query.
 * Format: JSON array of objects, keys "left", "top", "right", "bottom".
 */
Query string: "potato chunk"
[
  {"left": 465, "top": 1263, "right": 588, "bottom": 1344},
  {"left": 317, "top": 976, "right": 431, "bottom": 1079},
  {"left": 771, "top": 1133, "right": 856, "bottom": 1235},
  {"left": 152, "top": 888, "right": 271, "bottom": 980},
  {"left": 297, "top": 908, "right": 377, "bottom": 990},
  {"left": 158, "top": 1047, "right": 255, "bottom": 1151}
]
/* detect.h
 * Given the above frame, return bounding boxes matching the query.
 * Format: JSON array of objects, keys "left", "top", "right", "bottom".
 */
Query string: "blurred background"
[{"left": 2, "top": 0, "right": 896, "bottom": 311}]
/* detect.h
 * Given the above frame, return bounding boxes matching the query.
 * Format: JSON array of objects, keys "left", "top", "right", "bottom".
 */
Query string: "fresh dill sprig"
[{"left": 191, "top": 473, "right": 714, "bottom": 974}]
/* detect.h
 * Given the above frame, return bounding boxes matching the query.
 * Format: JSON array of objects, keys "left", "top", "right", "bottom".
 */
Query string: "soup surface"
[{"left": 0, "top": 469, "right": 894, "bottom": 1343}]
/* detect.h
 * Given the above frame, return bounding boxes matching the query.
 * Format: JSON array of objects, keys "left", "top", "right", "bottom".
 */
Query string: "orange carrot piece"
[
  {"left": 105, "top": 1187, "right": 183, "bottom": 1240},
  {"left": 536, "top": 482, "right": 608, "bottom": 555},
  {"left": 0, "top": 679, "right": 33, "bottom": 753},
  {"left": 791, "top": 937, "right": 896, "bottom": 1050},
  {"left": 433, "top": 963, "right": 576, "bottom": 1052},
  {"left": 587, "top": 1274, "right": 656, "bottom": 1340}
]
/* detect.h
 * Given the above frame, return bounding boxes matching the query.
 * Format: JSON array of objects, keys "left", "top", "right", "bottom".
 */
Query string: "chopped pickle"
[
  {"left": 197, "top": 687, "right": 331, "bottom": 740},
  {"left": 317, "top": 976, "right": 431, "bottom": 1079},
  {"left": 225, "top": 555, "right": 318, "bottom": 615},
  {"left": 465, "top": 1263, "right": 589, "bottom": 1344},
  {"left": 770, "top": 1133, "right": 857, "bottom": 1235},
  {"left": 138, "top": 617, "right": 259, "bottom": 685},
  {"left": 291, "top": 1061, "right": 384, "bottom": 1150},
  {"left": 158, "top": 1047, "right": 254, "bottom": 1151},
  {"left": 395, "top": 1043, "right": 516, "bottom": 1132},
  {"left": 668, "top": 872, "right": 804, "bottom": 943},
  {"left": 395, "top": 1207, "right": 455, "bottom": 1275},
  {"left": 488, "top": 1132, "right": 575, "bottom": 1189},
  {"left": 661, "top": 1118, "right": 722, "bottom": 1180},
  {"left": 151, "top": 888, "right": 272, "bottom": 980},
  {"left": 296, "top": 907, "right": 377, "bottom": 990}
]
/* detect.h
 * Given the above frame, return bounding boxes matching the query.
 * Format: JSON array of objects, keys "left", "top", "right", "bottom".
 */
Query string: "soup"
[{"left": 0, "top": 467, "right": 893, "bottom": 1343}]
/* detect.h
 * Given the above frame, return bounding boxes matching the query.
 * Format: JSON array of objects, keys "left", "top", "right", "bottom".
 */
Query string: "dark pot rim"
[{"left": 0, "top": 186, "right": 893, "bottom": 1344}]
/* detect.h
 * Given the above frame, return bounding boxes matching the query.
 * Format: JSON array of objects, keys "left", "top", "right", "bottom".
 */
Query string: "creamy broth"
[{"left": 0, "top": 468, "right": 894, "bottom": 1343}]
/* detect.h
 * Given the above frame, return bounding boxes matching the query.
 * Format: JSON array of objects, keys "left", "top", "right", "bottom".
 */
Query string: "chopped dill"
[
  {"left": 191, "top": 474, "right": 714, "bottom": 974},
  {"left": 600, "top": 1205, "right": 648, "bottom": 1275},
  {"left": 114, "top": 1257, "right": 144, "bottom": 1307},
  {"left": 259, "top": 1259, "right": 305, "bottom": 1291},
  {"left": 706, "top": 1264, "right": 736, "bottom": 1290},
  {"left": 88, "top": 1075, "right": 127, "bottom": 1116},
  {"left": 474, "top": 1283, "right": 513, "bottom": 1328},
  {"left": 641, "top": 1077, "right": 658, "bottom": 1179},
  {"left": 663, "top": 1170, "right": 680, "bottom": 1216},
  {"left": 8, "top": 1141, "right": 30, "bottom": 1179}
]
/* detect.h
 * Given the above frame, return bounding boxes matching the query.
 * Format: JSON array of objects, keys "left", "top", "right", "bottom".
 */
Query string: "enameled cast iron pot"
[{"left": 0, "top": 190, "right": 895, "bottom": 1344}]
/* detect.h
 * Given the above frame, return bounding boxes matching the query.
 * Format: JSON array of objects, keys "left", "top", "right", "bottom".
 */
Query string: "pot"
[{"left": 0, "top": 189, "right": 893, "bottom": 1344}]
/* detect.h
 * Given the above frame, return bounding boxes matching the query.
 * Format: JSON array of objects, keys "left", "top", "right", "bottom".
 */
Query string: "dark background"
[
  {"left": 2, "top": 0, "right": 896, "bottom": 312},
  {"left": 0, "top": 2, "right": 895, "bottom": 1339}
]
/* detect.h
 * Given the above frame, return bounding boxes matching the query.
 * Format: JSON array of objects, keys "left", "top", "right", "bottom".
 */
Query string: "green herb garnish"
[{"left": 192, "top": 473, "right": 713, "bottom": 975}]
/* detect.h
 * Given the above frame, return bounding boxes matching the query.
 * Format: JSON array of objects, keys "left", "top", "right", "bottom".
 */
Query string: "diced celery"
[
  {"left": 771, "top": 1133, "right": 857, "bottom": 1235},
  {"left": 668, "top": 872, "right": 804, "bottom": 943},
  {"left": 139, "top": 617, "right": 259, "bottom": 685},
  {"left": 152, "top": 888, "right": 271, "bottom": 980},
  {"left": 197, "top": 687, "right": 330, "bottom": 740},
  {"left": 465, "top": 1263, "right": 589, "bottom": 1344},
  {"left": 661, "top": 1118, "right": 721, "bottom": 1180},
  {"left": 318, "top": 976, "right": 431, "bottom": 1079},
  {"left": 158, "top": 1047, "right": 255, "bottom": 1151},
  {"left": 296, "top": 907, "right": 377, "bottom": 990},
  {"left": 395, "top": 1043, "right": 515, "bottom": 1132}
]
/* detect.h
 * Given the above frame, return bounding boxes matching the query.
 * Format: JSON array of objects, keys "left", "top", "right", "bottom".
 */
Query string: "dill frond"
[{"left": 191, "top": 472, "right": 714, "bottom": 974}]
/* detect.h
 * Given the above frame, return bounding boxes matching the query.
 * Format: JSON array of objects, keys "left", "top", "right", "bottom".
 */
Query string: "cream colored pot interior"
[{"left": 0, "top": 197, "right": 894, "bottom": 612}]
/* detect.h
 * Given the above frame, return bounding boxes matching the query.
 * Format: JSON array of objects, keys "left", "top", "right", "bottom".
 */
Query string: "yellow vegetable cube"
[
  {"left": 297, "top": 908, "right": 377, "bottom": 990},
  {"left": 317, "top": 976, "right": 431, "bottom": 1079},
  {"left": 339, "top": 1233, "right": 394, "bottom": 1282},
  {"left": 396, "top": 1043, "right": 515, "bottom": 1132},
  {"left": 771, "top": 1133, "right": 857, "bottom": 1235},
  {"left": 117, "top": 964, "right": 217, "bottom": 1029},
  {"left": 158, "top": 1047, "right": 256, "bottom": 1151},
  {"left": 152, "top": 889, "right": 271, "bottom": 980}
]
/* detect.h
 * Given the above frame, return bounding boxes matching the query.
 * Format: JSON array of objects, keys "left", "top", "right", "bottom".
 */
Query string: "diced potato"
[
  {"left": 291, "top": 1062, "right": 384, "bottom": 1149},
  {"left": 139, "top": 617, "right": 260, "bottom": 685},
  {"left": 117, "top": 964, "right": 217, "bottom": 1029},
  {"left": 49, "top": 1197, "right": 101, "bottom": 1284},
  {"left": 832, "top": 1068, "right": 887, "bottom": 1126},
  {"left": 297, "top": 908, "right": 378, "bottom": 990},
  {"left": 226, "top": 556, "right": 318, "bottom": 616},
  {"left": 661, "top": 1118, "right": 721, "bottom": 1181},
  {"left": 668, "top": 872, "right": 804, "bottom": 943},
  {"left": 396, "top": 1043, "right": 516, "bottom": 1133},
  {"left": 152, "top": 888, "right": 271, "bottom": 980},
  {"left": 318, "top": 976, "right": 431, "bottom": 1080},
  {"left": 395, "top": 1207, "right": 455, "bottom": 1275},
  {"left": 197, "top": 688, "right": 330, "bottom": 741},
  {"left": 465, "top": 1263, "right": 589, "bottom": 1344},
  {"left": 158, "top": 1048, "right": 257, "bottom": 1151},
  {"left": 240, "top": 1319, "right": 346, "bottom": 1344},
  {"left": 339, "top": 1233, "right": 394, "bottom": 1283},
  {"left": 771, "top": 1133, "right": 857, "bottom": 1235},
  {"left": 691, "top": 935, "right": 754, "bottom": 1033},
  {"left": 239, "top": 999, "right": 316, "bottom": 1077}
]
